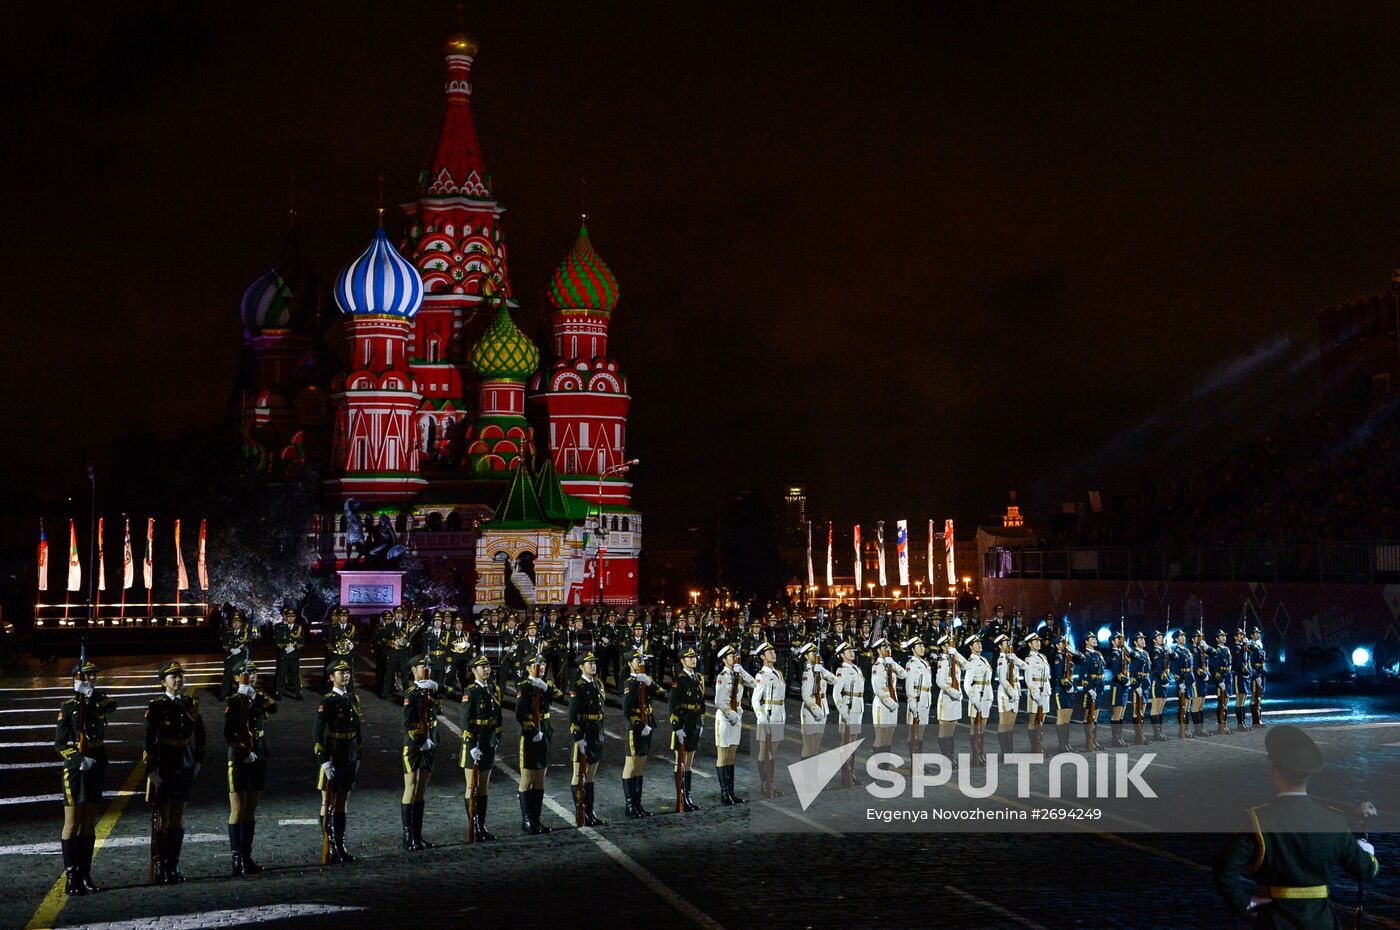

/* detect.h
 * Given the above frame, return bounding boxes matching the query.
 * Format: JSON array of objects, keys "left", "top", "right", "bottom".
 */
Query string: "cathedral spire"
[{"left": 422, "top": 14, "right": 489, "bottom": 199}]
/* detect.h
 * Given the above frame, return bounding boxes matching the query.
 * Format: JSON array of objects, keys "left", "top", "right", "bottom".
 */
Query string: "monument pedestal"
[{"left": 338, "top": 569, "right": 405, "bottom": 619}]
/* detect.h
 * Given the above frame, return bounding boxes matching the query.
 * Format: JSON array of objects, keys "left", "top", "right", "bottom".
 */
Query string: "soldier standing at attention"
[
  {"left": 324, "top": 608, "right": 358, "bottom": 693},
  {"left": 669, "top": 646, "right": 706, "bottom": 812},
  {"left": 1051, "top": 635, "right": 1081, "bottom": 753},
  {"left": 751, "top": 642, "right": 786, "bottom": 798},
  {"left": 903, "top": 636, "right": 933, "bottom": 757},
  {"left": 798, "top": 642, "right": 836, "bottom": 760},
  {"left": 273, "top": 607, "right": 306, "bottom": 699},
  {"left": 461, "top": 655, "right": 503, "bottom": 841},
  {"left": 425, "top": 615, "right": 451, "bottom": 694},
  {"left": 1021, "top": 632, "right": 1051, "bottom": 754},
  {"left": 935, "top": 633, "right": 965, "bottom": 765},
  {"left": 1231, "top": 628, "right": 1254, "bottom": 732},
  {"left": 620, "top": 649, "right": 657, "bottom": 818},
  {"left": 569, "top": 653, "right": 607, "bottom": 826},
  {"left": 1193, "top": 629, "right": 1213, "bottom": 737},
  {"left": 400, "top": 654, "right": 440, "bottom": 851},
  {"left": 1106, "top": 631, "right": 1132, "bottom": 748},
  {"left": 833, "top": 641, "right": 865, "bottom": 787},
  {"left": 1214, "top": 725, "right": 1379, "bottom": 927},
  {"left": 220, "top": 610, "right": 250, "bottom": 700},
  {"left": 54, "top": 659, "right": 116, "bottom": 895},
  {"left": 1147, "top": 630, "right": 1172, "bottom": 742},
  {"left": 713, "top": 644, "right": 755, "bottom": 804},
  {"left": 516, "top": 652, "right": 564, "bottom": 835},
  {"left": 1209, "top": 629, "right": 1236, "bottom": 736},
  {"left": 1082, "top": 637, "right": 1107, "bottom": 752},
  {"left": 993, "top": 633, "right": 1027, "bottom": 756},
  {"left": 1248, "top": 627, "right": 1268, "bottom": 728},
  {"left": 315, "top": 660, "right": 362, "bottom": 865},
  {"left": 870, "top": 638, "right": 906, "bottom": 752},
  {"left": 961, "top": 634, "right": 994, "bottom": 767},
  {"left": 224, "top": 659, "right": 276, "bottom": 876},
  {"left": 144, "top": 661, "right": 206, "bottom": 885}
]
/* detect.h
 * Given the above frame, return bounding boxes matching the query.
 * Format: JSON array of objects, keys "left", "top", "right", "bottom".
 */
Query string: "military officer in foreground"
[
  {"left": 54, "top": 659, "right": 117, "bottom": 895},
  {"left": 569, "top": 653, "right": 607, "bottom": 826},
  {"left": 400, "top": 654, "right": 440, "bottom": 850},
  {"left": 144, "top": 661, "right": 206, "bottom": 885},
  {"left": 621, "top": 648, "right": 657, "bottom": 818},
  {"left": 713, "top": 644, "right": 755, "bottom": 805},
  {"left": 224, "top": 658, "right": 276, "bottom": 876},
  {"left": 315, "top": 659, "right": 362, "bottom": 865},
  {"left": 1214, "top": 725, "right": 1379, "bottom": 928},
  {"left": 516, "top": 651, "right": 564, "bottom": 835},
  {"left": 669, "top": 646, "right": 706, "bottom": 812},
  {"left": 461, "top": 655, "right": 502, "bottom": 841},
  {"left": 272, "top": 606, "right": 306, "bottom": 699}
]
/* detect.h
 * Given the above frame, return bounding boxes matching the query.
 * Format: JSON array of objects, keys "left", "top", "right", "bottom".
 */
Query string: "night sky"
[{"left": 8, "top": 2, "right": 1400, "bottom": 532}]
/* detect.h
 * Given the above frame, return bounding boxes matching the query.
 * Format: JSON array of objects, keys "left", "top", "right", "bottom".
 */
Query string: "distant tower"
[
  {"left": 327, "top": 220, "right": 427, "bottom": 503},
  {"left": 784, "top": 487, "right": 807, "bottom": 527},
  {"left": 1002, "top": 491, "right": 1024, "bottom": 528},
  {"left": 464, "top": 301, "right": 539, "bottom": 474}
]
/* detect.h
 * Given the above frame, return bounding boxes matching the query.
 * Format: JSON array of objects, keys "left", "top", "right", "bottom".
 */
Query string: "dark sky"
[{"left": 7, "top": 2, "right": 1400, "bottom": 533}]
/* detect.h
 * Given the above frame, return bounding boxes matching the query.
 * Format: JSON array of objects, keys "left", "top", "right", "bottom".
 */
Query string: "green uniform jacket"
[
  {"left": 313, "top": 689, "right": 363, "bottom": 765},
  {"left": 568, "top": 676, "right": 606, "bottom": 753},
  {"left": 621, "top": 674, "right": 655, "bottom": 756},
  {"left": 274, "top": 621, "right": 306, "bottom": 652},
  {"left": 1214, "top": 794, "right": 1379, "bottom": 928},
  {"left": 55, "top": 691, "right": 118, "bottom": 767},
  {"left": 460, "top": 680, "right": 502, "bottom": 760},
  {"left": 401, "top": 684, "right": 441, "bottom": 747},
  {"left": 143, "top": 694, "right": 206, "bottom": 774},
  {"left": 326, "top": 622, "right": 358, "bottom": 658},
  {"left": 224, "top": 689, "right": 277, "bottom": 761},
  {"left": 668, "top": 671, "right": 705, "bottom": 731}
]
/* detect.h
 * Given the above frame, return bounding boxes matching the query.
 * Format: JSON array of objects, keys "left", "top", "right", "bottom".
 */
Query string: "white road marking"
[
  {"left": 0, "top": 790, "right": 140, "bottom": 806},
  {"left": 0, "top": 722, "right": 139, "bottom": 731},
  {"left": 1263, "top": 708, "right": 1346, "bottom": 716},
  {"left": 0, "top": 705, "right": 142, "bottom": 715},
  {"left": 945, "top": 883, "right": 1050, "bottom": 929},
  {"left": 0, "top": 759, "right": 135, "bottom": 771},
  {"left": 277, "top": 818, "right": 323, "bottom": 826},
  {"left": 0, "top": 740, "right": 126, "bottom": 748},
  {"left": 0, "top": 684, "right": 213, "bottom": 694},
  {"left": 1312, "top": 721, "right": 1400, "bottom": 731},
  {"left": 49, "top": 904, "right": 365, "bottom": 929},
  {"left": 757, "top": 798, "right": 840, "bottom": 835},
  {"left": 0, "top": 832, "right": 225, "bottom": 856}
]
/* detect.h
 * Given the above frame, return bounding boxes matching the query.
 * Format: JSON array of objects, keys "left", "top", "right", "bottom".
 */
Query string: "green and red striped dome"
[{"left": 548, "top": 223, "right": 618, "bottom": 313}]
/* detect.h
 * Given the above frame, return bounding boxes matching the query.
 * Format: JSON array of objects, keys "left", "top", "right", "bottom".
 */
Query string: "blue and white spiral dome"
[{"left": 334, "top": 225, "right": 424, "bottom": 318}]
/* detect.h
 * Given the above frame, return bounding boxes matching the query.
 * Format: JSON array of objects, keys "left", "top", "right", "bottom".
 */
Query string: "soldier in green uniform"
[
  {"left": 516, "top": 651, "right": 564, "bottom": 834},
  {"left": 620, "top": 648, "right": 657, "bottom": 818},
  {"left": 444, "top": 613, "right": 473, "bottom": 697},
  {"left": 54, "top": 659, "right": 116, "bottom": 895},
  {"left": 224, "top": 658, "right": 277, "bottom": 875},
  {"left": 315, "top": 659, "right": 362, "bottom": 865},
  {"left": 143, "top": 661, "right": 206, "bottom": 885},
  {"left": 424, "top": 615, "right": 450, "bottom": 693},
  {"left": 568, "top": 652, "right": 607, "bottom": 827},
  {"left": 669, "top": 646, "right": 705, "bottom": 812},
  {"left": 382, "top": 611, "right": 414, "bottom": 699},
  {"left": 273, "top": 606, "right": 306, "bottom": 699},
  {"left": 461, "top": 654, "right": 503, "bottom": 841},
  {"left": 323, "top": 608, "right": 358, "bottom": 692},
  {"left": 1214, "top": 725, "right": 1379, "bottom": 928},
  {"left": 400, "top": 653, "right": 441, "bottom": 850},
  {"left": 220, "top": 610, "right": 251, "bottom": 699}
]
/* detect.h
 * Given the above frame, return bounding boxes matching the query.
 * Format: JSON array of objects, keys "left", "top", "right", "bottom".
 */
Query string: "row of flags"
[
  {"left": 806, "top": 519, "right": 956, "bottom": 591},
  {"left": 38, "top": 517, "right": 208, "bottom": 594}
]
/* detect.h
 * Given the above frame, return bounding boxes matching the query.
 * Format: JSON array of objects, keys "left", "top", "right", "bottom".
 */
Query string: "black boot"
[
  {"left": 242, "top": 820, "right": 262, "bottom": 874},
  {"left": 78, "top": 835, "right": 101, "bottom": 892},
  {"left": 164, "top": 829, "right": 185, "bottom": 884},
  {"left": 62, "top": 839, "right": 85, "bottom": 896},
  {"left": 519, "top": 791, "right": 534, "bottom": 834},
  {"left": 321, "top": 814, "right": 341, "bottom": 865},
  {"left": 997, "top": 730, "right": 1013, "bottom": 758},
  {"left": 1193, "top": 710, "right": 1210, "bottom": 738},
  {"left": 623, "top": 778, "right": 638, "bottom": 818},
  {"left": 530, "top": 789, "right": 552, "bottom": 833},
  {"left": 1237, "top": 705, "right": 1250, "bottom": 731},
  {"left": 401, "top": 803, "right": 417, "bottom": 851},
  {"left": 682, "top": 771, "right": 699, "bottom": 812},
  {"left": 413, "top": 800, "right": 435, "bottom": 849},
  {"left": 1110, "top": 722, "right": 1128, "bottom": 748},
  {"left": 716, "top": 769, "right": 733, "bottom": 806},
  {"left": 332, "top": 812, "right": 355, "bottom": 863},
  {"left": 1055, "top": 724, "right": 1072, "bottom": 753},
  {"left": 583, "top": 783, "right": 605, "bottom": 826},
  {"left": 475, "top": 794, "right": 496, "bottom": 841},
  {"left": 228, "top": 823, "right": 245, "bottom": 876}
]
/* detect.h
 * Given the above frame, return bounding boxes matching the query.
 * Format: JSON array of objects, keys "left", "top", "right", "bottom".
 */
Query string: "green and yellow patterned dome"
[{"left": 468, "top": 304, "right": 539, "bottom": 381}]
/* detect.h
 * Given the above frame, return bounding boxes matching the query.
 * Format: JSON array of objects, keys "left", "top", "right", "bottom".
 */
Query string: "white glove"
[
  {"left": 321, "top": 761, "right": 335, "bottom": 779},
  {"left": 674, "top": 729, "right": 687, "bottom": 742},
  {"left": 284, "top": 646, "right": 295, "bottom": 654},
  {"left": 74, "top": 680, "right": 94, "bottom": 696},
  {"left": 419, "top": 679, "right": 439, "bottom": 691},
  {"left": 641, "top": 725, "right": 652, "bottom": 736},
  {"left": 230, "top": 646, "right": 242, "bottom": 655},
  {"left": 244, "top": 751, "right": 258, "bottom": 764},
  {"left": 634, "top": 673, "right": 653, "bottom": 686},
  {"left": 579, "top": 739, "right": 588, "bottom": 754},
  {"left": 1247, "top": 897, "right": 1272, "bottom": 911},
  {"left": 470, "top": 747, "right": 483, "bottom": 764},
  {"left": 529, "top": 676, "right": 548, "bottom": 690},
  {"left": 423, "top": 738, "right": 435, "bottom": 751},
  {"left": 532, "top": 731, "right": 544, "bottom": 743},
  {"left": 723, "top": 710, "right": 740, "bottom": 727},
  {"left": 1359, "top": 838, "right": 1376, "bottom": 856},
  {"left": 238, "top": 684, "right": 256, "bottom": 698},
  {"left": 79, "top": 756, "right": 95, "bottom": 771}
]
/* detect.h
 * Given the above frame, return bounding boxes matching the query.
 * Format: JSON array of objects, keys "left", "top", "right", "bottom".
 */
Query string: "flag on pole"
[
  {"left": 876, "top": 520, "right": 887, "bottom": 587},
  {"left": 928, "top": 518, "right": 936, "bottom": 589},
  {"left": 805, "top": 520, "right": 814, "bottom": 589},
  {"left": 96, "top": 516, "right": 106, "bottom": 592},
  {"left": 896, "top": 519, "right": 909, "bottom": 587},
  {"left": 37, "top": 519, "right": 49, "bottom": 592},
  {"left": 122, "top": 516, "right": 134, "bottom": 589},
  {"left": 197, "top": 519, "right": 208, "bottom": 590},
  {"left": 825, "top": 522, "right": 833, "bottom": 588},
  {"left": 853, "top": 525, "right": 862, "bottom": 591},
  {"left": 944, "top": 519, "right": 956, "bottom": 589},
  {"left": 143, "top": 518, "right": 154, "bottom": 589},
  {"left": 67, "top": 519, "right": 81, "bottom": 592},
  {"left": 175, "top": 519, "right": 189, "bottom": 591}
]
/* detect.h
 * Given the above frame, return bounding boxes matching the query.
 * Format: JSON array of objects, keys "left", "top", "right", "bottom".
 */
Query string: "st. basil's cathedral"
[{"left": 235, "top": 25, "right": 640, "bottom": 610}]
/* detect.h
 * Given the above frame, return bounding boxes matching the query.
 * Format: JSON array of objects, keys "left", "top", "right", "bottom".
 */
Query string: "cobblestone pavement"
[{"left": 2, "top": 652, "right": 1396, "bottom": 930}]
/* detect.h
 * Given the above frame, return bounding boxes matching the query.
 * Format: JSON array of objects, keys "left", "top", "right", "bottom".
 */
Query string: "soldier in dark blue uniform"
[
  {"left": 1193, "top": 629, "right": 1214, "bottom": 736},
  {"left": 315, "top": 660, "right": 362, "bottom": 864},
  {"left": 1248, "top": 628, "right": 1268, "bottom": 728},
  {"left": 54, "top": 660, "right": 116, "bottom": 895},
  {"left": 1168, "top": 629, "right": 1197, "bottom": 739},
  {"left": 568, "top": 652, "right": 606, "bottom": 827},
  {"left": 620, "top": 648, "right": 657, "bottom": 818},
  {"left": 143, "top": 661, "right": 206, "bottom": 884},
  {"left": 1081, "top": 637, "right": 1107, "bottom": 752},
  {"left": 516, "top": 651, "right": 564, "bottom": 835},
  {"left": 669, "top": 646, "right": 705, "bottom": 813},
  {"left": 1231, "top": 628, "right": 1253, "bottom": 731},
  {"left": 1214, "top": 725, "right": 1379, "bottom": 928},
  {"left": 400, "top": 654, "right": 441, "bottom": 850},
  {"left": 1105, "top": 631, "right": 1131, "bottom": 748},
  {"left": 224, "top": 658, "right": 276, "bottom": 875},
  {"left": 1209, "top": 629, "right": 1235, "bottom": 735},
  {"left": 1051, "top": 636, "right": 1081, "bottom": 752},
  {"left": 1147, "top": 630, "right": 1173, "bottom": 742},
  {"left": 461, "top": 655, "right": 502, "bottom": 842},
  {"left": 1128, "top": 631, "right": 1151, "bottom": 745}
]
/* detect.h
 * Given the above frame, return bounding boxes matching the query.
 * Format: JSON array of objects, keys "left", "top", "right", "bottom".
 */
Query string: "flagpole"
[{"left": 87, "top": 465, "right": 96, "bottom": 626}]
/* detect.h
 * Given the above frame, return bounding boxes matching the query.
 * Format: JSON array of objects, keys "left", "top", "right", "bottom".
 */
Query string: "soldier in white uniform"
[
  {"left": 961, "top": 633, "right": 994, "bottom": 767},
  {"left": 903, "top": 636, "right": 934, "bottom": 756},
  {"left": 870, "top": 638, "right": 905, "bottom": 749},
  {"left": 993, "top": 633, "right": 1028, "bottom": 756},
  {"left": 1020, "top": 632, "right": 1052, "bottom": 754},
  {"left": 833, "top": 642, "right": 864, "bottom": 787},
  {"left": 798, "top": 643, "right": 836, "bottom": 759},
  {"left": 750, "top": 642, "right": 786, "bottom": 798},
  {"left": 935, "top": 633, "right": 965, "bottom": 766},
  {"left": 713, "top": 644, "right": 755, "bottom": 805}
]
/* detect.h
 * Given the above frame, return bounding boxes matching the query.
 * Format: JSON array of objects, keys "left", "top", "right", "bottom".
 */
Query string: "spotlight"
[
  {"left": 1352, "top": 647, "right": 1371, "bottom": 667},
  {"left": 1097, "top": 626, "right": 1112, "bottom": 644}
]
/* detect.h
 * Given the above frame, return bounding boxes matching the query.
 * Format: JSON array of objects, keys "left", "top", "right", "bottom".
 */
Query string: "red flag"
[
  {"left": 175, "top": 519, "right": 189, "bottom": 591},
  {"left": 928, "top": 518, "right": 936, "bottom": 589},
  {"left": 143, "top": 517, "right": 154, "bottom": 589},
  {"left": 96, "top": 516, "right": 106, "bottom": 592},
  {"left": 853, "top": 525, "right": 862, "bottom": 591},
  {"left": 37, "top": 519, "right": 48, "bottom": 592},
  {"left": 67, "top": 519, "right": 81, "bottom": 592},
  {"left": 197, "top": 519, "right": 208, "bottom": 590},
  {"left": 944, "top": 519, "right": 957, "bottom": 589},
  {"left": 122, "top": 516, "right": 134, "bottom": 589}
]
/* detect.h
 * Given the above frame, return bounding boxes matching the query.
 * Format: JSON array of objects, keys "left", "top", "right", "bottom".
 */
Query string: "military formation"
[{"left": 51, "top": 600, "right": 1272, "bottom": 893}]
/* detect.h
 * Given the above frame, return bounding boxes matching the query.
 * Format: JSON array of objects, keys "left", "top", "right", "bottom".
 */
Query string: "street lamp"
[
  {"left": 594, "top": 458, "right": 639, "bottom": 605},
  {"left": 866, "top": 582, "right": 874, "bottom": 604}
]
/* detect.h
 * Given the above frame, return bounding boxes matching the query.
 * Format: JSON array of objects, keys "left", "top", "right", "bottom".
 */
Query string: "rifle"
[
  {"left": 674, "top": 742, "right": 686, "bottom": 813},
  {"left": 149, "top": 804, "right": 159, "bottom": 884},
  {"left": 574, "top": 744, "right": 587, "bottom": 828},
  {"left": 466, "top": 764, "right": 478, "bottom": 844}
]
